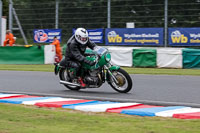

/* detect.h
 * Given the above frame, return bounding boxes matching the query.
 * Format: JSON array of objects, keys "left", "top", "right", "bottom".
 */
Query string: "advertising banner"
[
  {"left": 73, "top": 28, "right": 103, "bottom": 43},
  {"left": 34, "top": 29, "right": 62, "bottom": 43},
  {"left": 105, "top": 28, "right": 163, "bottom": 46},
  {"left": 169, "top": 28, "right": 200, "bottom": 46}
]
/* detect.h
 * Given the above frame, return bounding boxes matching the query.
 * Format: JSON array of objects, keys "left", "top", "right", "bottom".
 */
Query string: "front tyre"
[
  {"left": 59, "top": 68, "right": 81, "bottom": 91},
  {"left": 108, "top": 68, "right": 132, "bottom": 93}
]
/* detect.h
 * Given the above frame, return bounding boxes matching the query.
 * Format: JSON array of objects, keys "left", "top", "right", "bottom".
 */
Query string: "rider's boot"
[{"left": 78, "top": 77, "right": 86, "bottom": 88}]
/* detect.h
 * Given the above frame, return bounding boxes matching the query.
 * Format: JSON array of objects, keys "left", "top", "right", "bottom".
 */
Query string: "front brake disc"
[{"left": 115, "top": 74, "right": 126, "bottom": 87}]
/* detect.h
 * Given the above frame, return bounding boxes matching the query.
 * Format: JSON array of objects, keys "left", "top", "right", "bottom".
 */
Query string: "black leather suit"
[{"left": 60, "top": 35, "right": 96, "bottom": 77}]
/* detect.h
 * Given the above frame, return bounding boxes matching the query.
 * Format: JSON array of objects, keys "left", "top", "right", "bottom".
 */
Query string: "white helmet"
[{"left": 75, "top": 28, "right": 89, "bottom": 45}]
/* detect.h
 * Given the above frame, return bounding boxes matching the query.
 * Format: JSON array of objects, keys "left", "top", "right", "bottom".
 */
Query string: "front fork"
[
  {"left": 105, "top": 64, "right": 120, "bottom": 84},
  {"left": 54, "top": 63, "right": 60, "bottom": 75},
  {"left": 54, "top": 63, "right": 65, "bottom": 75}
]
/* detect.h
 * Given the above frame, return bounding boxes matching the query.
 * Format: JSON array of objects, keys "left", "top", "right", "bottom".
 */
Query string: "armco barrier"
[
  {"left": 0, "top": 46, "right": 44, "bottom": 64},
  {"left": 107, "top": 47, "right": 134, "bottom": 67},
  {"left": 2, "top": 46, "right": 200, "bottom": 69},
  {"left": 156, "top": 48, "right": 183, "bottom": 68},
  {"left": 183, "top": 48, "right": 200, "bottom": 69},
  {"left": 133, "top": 48, "right": 156, "bottom": 68},
  {"left": 105, "top": 47, "right": 200, "bottom": 69},
  {"left": 0, "top": 45, "right": 55, "bottom": 64}
]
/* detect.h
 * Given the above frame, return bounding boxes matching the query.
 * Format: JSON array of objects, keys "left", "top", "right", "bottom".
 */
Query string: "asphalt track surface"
[{"left": 0, "top": 70, "right": 200, "bottom": 107}]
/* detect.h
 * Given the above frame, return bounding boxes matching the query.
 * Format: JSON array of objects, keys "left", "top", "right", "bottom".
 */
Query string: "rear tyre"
[
  {"left": 108, "top": 68, "right": 132, "bottom": 93},
  {"left": 59, "top": 68, "right": 81, "bottom": 91}
]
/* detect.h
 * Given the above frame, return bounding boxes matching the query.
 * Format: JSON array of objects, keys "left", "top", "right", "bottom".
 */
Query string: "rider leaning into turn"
[{"left": 60, "top": 28, "right": 96, "bottom": 87}]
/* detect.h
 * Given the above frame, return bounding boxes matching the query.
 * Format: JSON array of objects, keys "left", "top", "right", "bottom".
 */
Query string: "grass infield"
[
  {"left": 0, "top": 64, "right": 200, "bottom": 76},
  {"left": 0, "top": 103, "right": 199, "bottom": 133}
]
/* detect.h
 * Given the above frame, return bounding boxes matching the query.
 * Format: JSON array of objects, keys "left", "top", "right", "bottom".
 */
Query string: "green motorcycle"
[{"left": 54, "top": 46, "right": 132, "bottom": 93}]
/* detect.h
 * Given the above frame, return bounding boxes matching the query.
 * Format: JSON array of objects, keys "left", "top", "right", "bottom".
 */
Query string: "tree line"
[{"left": 2, "top": 0, "right": 200, "bottom": 43}]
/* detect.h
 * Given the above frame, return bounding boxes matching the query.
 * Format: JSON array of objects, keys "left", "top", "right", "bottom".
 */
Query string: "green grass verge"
[
  {"left": 0, "top": 103, "right": 199, "bottom": 133},
  {"left": 0, "top": 64, "right": 200, "bottom": 76},
  {"left": 122, "top": 67, "right": 200, "bottom": 76},
  {"left": 0, "top": 64, "right": 54, "bottom": 72}
]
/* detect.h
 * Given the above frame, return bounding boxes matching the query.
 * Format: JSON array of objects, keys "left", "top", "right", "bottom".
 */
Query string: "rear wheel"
[
  {"left": 59, "top": 68, "right": 81, "bottom": 91},
  {"left": 108, "top": 68, "right": 132, "bottom": 93}
]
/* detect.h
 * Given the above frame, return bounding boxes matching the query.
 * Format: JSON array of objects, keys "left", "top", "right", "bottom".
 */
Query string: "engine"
[{"left": 84, "top": 69, "right": 102, "bottom": 87}]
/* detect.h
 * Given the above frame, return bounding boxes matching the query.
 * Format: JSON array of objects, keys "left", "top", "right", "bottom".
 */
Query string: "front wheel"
[{"left": 107, "top": 68, "right": 132, "bottom": 93}]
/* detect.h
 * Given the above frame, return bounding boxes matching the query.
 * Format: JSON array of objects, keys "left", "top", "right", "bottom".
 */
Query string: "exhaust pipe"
[{"left": 60, "top": 80, "right": 81, "bottom": 87}]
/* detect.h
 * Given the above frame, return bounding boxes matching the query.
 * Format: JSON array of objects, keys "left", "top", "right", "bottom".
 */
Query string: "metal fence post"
[
  {"left": 107, "top": 0, "right": 111, "bottom": 28},
  {"left": 12, "top": 8, "right": 28, "bottom": 45},
  {"left": 55, "top": 0, "right": 59, "bottom": 29},
  {"left": 164, "top": 0, "right": 168, "bottom": 47},
  {"left": 9, "top": 0, "right": 13, "bottom": 33},
  {"left": 0, "top": 0, "right": 2, "bottom": 46}
]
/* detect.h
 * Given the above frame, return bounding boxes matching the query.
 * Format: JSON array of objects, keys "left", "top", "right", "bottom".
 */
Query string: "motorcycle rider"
[{"left": 59, "top": 28, "right": 96, "bottom": 87}]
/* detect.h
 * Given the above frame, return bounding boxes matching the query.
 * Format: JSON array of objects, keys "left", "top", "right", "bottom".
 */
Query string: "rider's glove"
[{"left": 84, "top": 59, "right": 96, "bottom": 66}]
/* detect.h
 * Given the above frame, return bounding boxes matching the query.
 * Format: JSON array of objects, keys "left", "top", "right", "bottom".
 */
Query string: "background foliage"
[{"left": 2, "top": 0, "right": 200, "bottom": 44}]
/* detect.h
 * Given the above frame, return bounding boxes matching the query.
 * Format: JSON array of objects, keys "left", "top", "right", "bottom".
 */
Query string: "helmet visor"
[{"left": 80, "top": 37, "right": 88, "bottom": 43}]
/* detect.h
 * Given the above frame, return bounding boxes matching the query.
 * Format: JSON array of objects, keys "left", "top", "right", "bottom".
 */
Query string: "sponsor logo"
[
  {"left": 171, "top": 30, "right": 188, "bottom": 43},
  {"left": 34, "top": 30, "right": 48, "bottom": 43},
  {"left": 107, "top": 31, "right": 122, "bottom": 43}
]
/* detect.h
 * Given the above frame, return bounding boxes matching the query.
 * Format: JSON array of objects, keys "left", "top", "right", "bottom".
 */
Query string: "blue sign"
[
  {"left": 73, "top": 28, "right": 103, "bottom": 43},
  {"left": 105, "top": 28, "right": 163, "bottom": 46},
  {"left": 169, "top": 28, "right": 200, "bottom": 46},
  {"left": 34, "top": 29, "right": 62, "bottom": 43}
]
